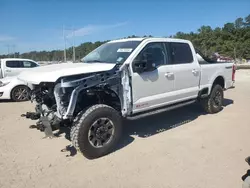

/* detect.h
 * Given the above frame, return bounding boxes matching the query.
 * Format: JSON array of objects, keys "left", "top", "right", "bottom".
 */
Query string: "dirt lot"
[{"left": 0, "top": 70, "right": 250, "bottom": 188}]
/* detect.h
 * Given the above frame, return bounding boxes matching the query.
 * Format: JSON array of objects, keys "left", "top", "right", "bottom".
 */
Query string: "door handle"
[
  {"left": 192, "top": 69, "right": 199, "bottom": 74},
  {"left": 5, "top": 69, "right": 11, "bottom": 72},
  {"left": 165, "top": 72, "right": 174, "bottom": 78}
]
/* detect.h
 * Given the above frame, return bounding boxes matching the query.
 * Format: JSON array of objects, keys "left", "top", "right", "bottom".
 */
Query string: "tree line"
[{"left": 1, "top": 14, "right": 250, "bottom": 61}]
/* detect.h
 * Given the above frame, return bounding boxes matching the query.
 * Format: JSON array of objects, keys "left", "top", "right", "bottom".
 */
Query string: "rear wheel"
[
  {"left": 201, "top": 84, "right": 224, "bottom": 114},
  {"left": 70, "top": 104, "right": 123, "bottom": 159},
  {"left": 11, "top": 85, "right": 30, "bottom": 102}
]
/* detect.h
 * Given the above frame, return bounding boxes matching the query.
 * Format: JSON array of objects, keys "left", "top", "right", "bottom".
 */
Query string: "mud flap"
[{"left": 40, "top": 116, "right": 54, "bottom": 138}]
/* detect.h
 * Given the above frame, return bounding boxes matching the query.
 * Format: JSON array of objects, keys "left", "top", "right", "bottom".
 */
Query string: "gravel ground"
[{"left": 0, "top": 70, "right": 250, "bottom": 188}]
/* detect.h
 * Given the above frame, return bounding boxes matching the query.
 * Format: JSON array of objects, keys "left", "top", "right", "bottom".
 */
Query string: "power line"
[
  {"left": 5, "top": 44, "right": 10, "bottom": 57},
  {"left": 63, "top": 25, "right": 76, "bottom": 63},
  {"left": 4, "top": 44, "right": 16, "bottom": 58}
]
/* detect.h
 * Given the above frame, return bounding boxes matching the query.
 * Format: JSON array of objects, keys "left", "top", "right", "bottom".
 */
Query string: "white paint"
[
  {"left": 0, "top": 76, "right": 31, "bottom": 100},
  {"left": 14, "top": 37, "right": 235, "bottom": 115},
  {"left": 17, "top": 62, "right": 116, "bottom": 84},
  {"left": 0, "top": 58, "right": 39, "bottom": 79},
  {"left": 120, "top": 37, "right": 234, "bottom": 114}
]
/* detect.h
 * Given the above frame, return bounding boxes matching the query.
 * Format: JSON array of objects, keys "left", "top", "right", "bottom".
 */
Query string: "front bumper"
[
  {"left": 21, "top": 104, "right": 60, "bottom": 138},
  {"left": 0, "top": 88, "right": 10, "bottom": 99}
]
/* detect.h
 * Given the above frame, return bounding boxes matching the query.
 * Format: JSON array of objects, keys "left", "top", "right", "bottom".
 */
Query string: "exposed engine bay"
[{"left": 22, "top": 64, "right": 132, "bottom": 137}]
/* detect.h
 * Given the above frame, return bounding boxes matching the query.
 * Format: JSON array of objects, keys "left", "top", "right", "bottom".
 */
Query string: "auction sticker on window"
[{"left": 117, "top": 48, "right": 133, "bottom": 52}]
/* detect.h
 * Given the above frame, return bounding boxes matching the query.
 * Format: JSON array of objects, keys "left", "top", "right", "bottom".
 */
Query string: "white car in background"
[
  {"left": 0, "top": 58, "right": 40, "bottom": 102},
  {"left": 0, "top": 76, "right": 31, "bottom": 102},
  {"left": 0, "top": 76, "right": 32, "bottom": 102},
  {"left": 0, "top": 58, "right": 39, "bottom": 79}
]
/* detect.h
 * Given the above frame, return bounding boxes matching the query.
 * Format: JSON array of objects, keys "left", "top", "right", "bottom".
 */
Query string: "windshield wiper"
[
  {"left": 84, "top": 60, "right": 105, "bottom": 63},
  {"left": 89, "top": 60, "right": 102, "bottom": 62},
  {"left": 85, "top": 60, "right": 115, "bottom": 64}
]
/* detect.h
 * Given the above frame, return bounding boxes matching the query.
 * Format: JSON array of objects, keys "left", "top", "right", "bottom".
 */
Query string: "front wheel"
[
  {"left": 11, "top": 85, "right": 30, "bottom": 102},
  {"left": 70, "top": 104, "right": 123, "bottom": 159},
  {"left": 201, "top": 84, "right": 224, "bottom": 114}
]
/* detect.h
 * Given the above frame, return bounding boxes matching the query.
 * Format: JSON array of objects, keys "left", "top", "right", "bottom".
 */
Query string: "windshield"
[{"left": 82, "top": 41, "right": 141, "bottom": 64}]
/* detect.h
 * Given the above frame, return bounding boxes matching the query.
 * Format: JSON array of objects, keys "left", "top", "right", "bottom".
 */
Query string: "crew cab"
[
  {"left": 18, "top": 37, "right": 236, "bottom": 159},
  {"left": 0, "top": 58, "right": 39, "bottom": 78}
]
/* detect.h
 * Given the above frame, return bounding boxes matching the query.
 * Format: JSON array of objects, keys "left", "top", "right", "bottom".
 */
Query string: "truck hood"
[{"left": 17, "top": 62, "right": 116, "bottom": 84}]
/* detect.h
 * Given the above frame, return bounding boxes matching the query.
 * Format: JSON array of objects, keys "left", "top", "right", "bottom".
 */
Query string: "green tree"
[{"left": 235, "top": 17, "right": 244, "bottom": 28}]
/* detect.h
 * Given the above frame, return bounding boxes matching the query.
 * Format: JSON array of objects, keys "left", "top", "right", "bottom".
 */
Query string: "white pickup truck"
[
  {"left": 0, "top": 58, "right": 39, "bottom": 78},
  {"left": 18, "top": 37, "right": 236, "bottom": 159}
]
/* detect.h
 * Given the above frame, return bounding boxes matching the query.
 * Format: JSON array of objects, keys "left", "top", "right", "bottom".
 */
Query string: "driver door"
[{"left": 130, "top": 42, "right": 175, "bottom": 114}]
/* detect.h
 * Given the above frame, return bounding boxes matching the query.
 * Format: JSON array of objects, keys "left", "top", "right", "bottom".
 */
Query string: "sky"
[{"left": 0, "top": 0, "right": 249, "bottom": 55}]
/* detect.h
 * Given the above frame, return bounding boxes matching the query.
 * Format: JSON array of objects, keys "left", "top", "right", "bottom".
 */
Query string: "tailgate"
[{"left": 224, "top": 63, "right": 235, "bottom": 88}]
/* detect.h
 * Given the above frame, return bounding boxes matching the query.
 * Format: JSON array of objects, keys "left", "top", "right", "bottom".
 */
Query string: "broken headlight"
[{"left": 0, "top": 80, "right": 10, "bottom": 87}]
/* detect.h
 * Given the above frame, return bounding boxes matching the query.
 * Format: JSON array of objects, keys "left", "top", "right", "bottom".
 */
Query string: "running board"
[{"left": 128, "top": 100, "right": 196, "bottom": 120}]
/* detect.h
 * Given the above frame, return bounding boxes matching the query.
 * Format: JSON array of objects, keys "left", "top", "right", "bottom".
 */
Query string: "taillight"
[{"left": 232, "top": 64, "right": 236, "bottom": 81}]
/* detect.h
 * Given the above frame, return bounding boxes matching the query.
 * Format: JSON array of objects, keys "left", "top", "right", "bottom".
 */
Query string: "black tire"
[
  {"left": 11, "top": 85, "right": 30, "bottom": 102},
  {"left": 70, "top": 104, "right": 123, "bottom": 159},
  {"left": 201, "top": 84, "right": 224, "bottom": 114}
]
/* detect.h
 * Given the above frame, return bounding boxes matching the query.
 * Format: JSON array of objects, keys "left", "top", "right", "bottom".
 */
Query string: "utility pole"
[
  {"left": 72, "top": 26, "right": 76, "bottom": 62},
  {"left": 234, "top": 47, "right": 237, "bottom": 60},
  {"left": 11, "top": 45, "right": 16, "bottom": 58},
  {"left": 63, "top": 25, "right": 67, "bottom": 62},
  {"left": 5, "top": 44, "right": 10, "bottom": 57}
]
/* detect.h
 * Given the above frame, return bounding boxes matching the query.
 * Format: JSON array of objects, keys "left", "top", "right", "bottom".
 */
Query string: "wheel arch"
[
  {"left": 208, "top": 75, "right": 225, "bottom": 95},
  {"left": 74, "top": 87, "right": 122, "bottom": 116}
]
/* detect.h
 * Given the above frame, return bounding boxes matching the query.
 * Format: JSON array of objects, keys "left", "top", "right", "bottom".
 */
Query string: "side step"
[{"left": 127, "top": 99, "right": 196, "bottom": 120}]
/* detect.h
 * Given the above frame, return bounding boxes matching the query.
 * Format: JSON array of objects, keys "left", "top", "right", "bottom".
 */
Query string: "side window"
[
  {"left": 168, "top": 42, "right": 193, "bottom": 64},
  {"left": 6, "top": 61, "right": 22, "bottom": 68},
  {"left": 22, "top": 61, "right": 37, "bottom": 68},
  {"left": 134, "top": 42, "right": 167, "bottom": 67}
]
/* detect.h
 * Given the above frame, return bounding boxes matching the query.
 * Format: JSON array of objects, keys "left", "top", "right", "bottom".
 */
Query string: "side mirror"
[{"left": 133, "top": 53, "right": 156, "bottom": 73}]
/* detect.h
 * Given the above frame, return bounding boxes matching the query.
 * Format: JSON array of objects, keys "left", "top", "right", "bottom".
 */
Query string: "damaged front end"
[
  {"left": 21, "top": 82, "right": 63, "bottom": 137},
  {"left": 21, "top": 65, "right": 132, "bottom": 138}
]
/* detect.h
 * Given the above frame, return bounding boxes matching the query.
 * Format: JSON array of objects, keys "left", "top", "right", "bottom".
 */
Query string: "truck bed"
[{"left": 200, "top": 62, "right": 234, "bottom": 91}]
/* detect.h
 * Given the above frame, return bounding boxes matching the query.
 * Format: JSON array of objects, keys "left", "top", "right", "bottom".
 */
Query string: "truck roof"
[
  {"left": 108, "top": 37, "right": 190, "bottom": 43},
  {"left": 0, "top": 58, "right": 36, "bottom": 62}
]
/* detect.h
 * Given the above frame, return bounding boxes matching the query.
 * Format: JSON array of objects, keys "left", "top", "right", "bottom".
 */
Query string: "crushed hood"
[{"left": 17, "top": 62, "right": 116, "bottom": 84}]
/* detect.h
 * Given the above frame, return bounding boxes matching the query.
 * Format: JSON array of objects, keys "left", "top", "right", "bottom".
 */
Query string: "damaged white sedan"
[{"left": 18, "top": 37, "right": 235, "bottom": 159}]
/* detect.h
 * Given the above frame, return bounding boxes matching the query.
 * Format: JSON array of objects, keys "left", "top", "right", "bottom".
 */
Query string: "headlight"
[{"left": 0, "top": 81, "right": 10, "bottom": 87}]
